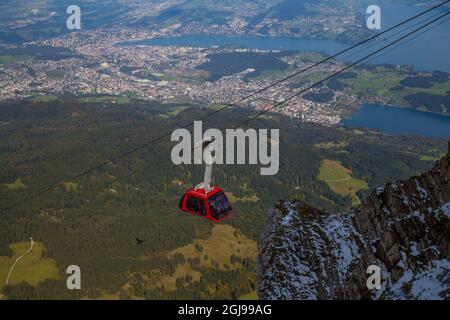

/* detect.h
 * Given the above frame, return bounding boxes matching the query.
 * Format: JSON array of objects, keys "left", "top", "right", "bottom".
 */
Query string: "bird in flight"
[{"left": 136, "top": 238, "right": 145, "bottom": 245}]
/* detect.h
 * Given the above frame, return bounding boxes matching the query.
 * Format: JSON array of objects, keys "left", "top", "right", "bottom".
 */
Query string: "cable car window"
[
  {"left": 186, "top": 196, "right": 206, "bottom": 216},
  {"left": 208, "top": 192, "right": 232, "bottom": 220},
  {"left": 178, "top": 195, "right": 186, "bottom": 209}
]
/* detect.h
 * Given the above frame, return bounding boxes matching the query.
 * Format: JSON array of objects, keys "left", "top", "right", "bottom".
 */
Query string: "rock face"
[{"left": 257, "top": 147, "right": 450, "bottom": 300}]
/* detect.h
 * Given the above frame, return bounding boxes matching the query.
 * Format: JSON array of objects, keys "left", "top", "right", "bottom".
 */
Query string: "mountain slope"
[
  {"left": 0, "top": 98, "right": 446, "bottom": 299},
  {"left": 257, "top": 144, "right": 450, "bottom": 300}
]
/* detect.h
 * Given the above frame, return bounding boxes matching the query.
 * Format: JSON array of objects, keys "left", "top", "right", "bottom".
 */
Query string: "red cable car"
[
  {"left": 178, "top": 186, "right": 232, "bottom": 222},
  {"left": 178, "top": 137, "right": 233, "bottom": 222}
]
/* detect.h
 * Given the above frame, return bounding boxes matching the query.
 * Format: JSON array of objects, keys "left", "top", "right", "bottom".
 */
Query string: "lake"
[
  {"left": 123, "top": 1, "right": 450, "bottom": 72},
  {"left": 358, "top": 0, "right": 450, "bottom": 72},
  {"left": 341, "top": 104, "right": 450, "bottom": 139},
  {"left": 121, "top": 0, "right": 450, "bottom": 139},
  {"left": 124, "top": 34, "right": 349, "bottom": 55}
]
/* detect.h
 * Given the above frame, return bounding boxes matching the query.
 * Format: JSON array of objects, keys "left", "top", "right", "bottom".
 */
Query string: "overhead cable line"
[
  {"left": 230, "top": 11, "right": 450, "bottom": 131},
  {"left": 138, "top": 11, "right": 450, "bottom": 175},
  {"left": 332, "top": 8, "right": 449, "bottom": 65},
  {"left": 202, "top": 0, "right": 450, "bottom": 116},
  {"left": 3, "top": 6, "right": 449, "bottom": 213},
  {"left": 363, "top": 15, "right": 450, "bottom": 66}
]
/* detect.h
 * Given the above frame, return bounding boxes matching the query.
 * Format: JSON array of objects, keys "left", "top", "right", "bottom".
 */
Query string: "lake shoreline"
[
  {"left": 341, "top": 103, "right": 450, "bottom": 139},
  {"left": 118, "top": 27, "right": 450, "bottom": 73}
]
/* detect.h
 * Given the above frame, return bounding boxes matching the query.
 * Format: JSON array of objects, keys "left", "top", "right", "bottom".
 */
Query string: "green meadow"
[
  {"left": 0, "top": 242, "right": 60, "bottom": 291},
  {"left": 318, "top": 159, "right": 368, "bottom": 206}
]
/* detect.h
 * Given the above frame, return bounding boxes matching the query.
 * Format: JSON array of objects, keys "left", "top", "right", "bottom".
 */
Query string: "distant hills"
[{"left": 0, "top": 0, "right": 369, "bottom": 44}]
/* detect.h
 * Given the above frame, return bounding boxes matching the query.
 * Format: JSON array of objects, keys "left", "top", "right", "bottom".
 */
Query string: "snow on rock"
[
  {"left": 415, "top": 179, "right": 428, "bottom": 200},
  {"left": 388, "top": 260, "right": 450, "bottom": 300},
  {"left": 257, "top": 150, "right": 450, "bottom": 300},
  {"left": 376, "top": 187, "right": 385, "bottom": 196},
  {"left": 442, "top": 203, "right": 450, "bottom": 218},
  {"left": 409, "top": 242, "right": 420, "bottom": 257}
]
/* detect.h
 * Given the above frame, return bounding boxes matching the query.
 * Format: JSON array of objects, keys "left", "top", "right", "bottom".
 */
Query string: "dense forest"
[
  {"left": 0, "top": 98, "right": 446, "bottom": 299},
  {"left": 405, "top": 92, "right": 450, "bottom": 114}
]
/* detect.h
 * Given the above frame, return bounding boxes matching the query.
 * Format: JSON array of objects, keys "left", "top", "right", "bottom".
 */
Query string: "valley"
[
  {"left": 0, "top": 1, "right": 448, "bottom": 135},
  {"left": 0, "top": 98, "right": 447, "bottom": 299},
  {"left": 0, "top": 0, "right": 449, "bottom": 301}
]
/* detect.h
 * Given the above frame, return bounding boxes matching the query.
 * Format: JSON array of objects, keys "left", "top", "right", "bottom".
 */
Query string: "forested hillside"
[{"left": 0, "top": 98, "right": 446, "bottom": 299}]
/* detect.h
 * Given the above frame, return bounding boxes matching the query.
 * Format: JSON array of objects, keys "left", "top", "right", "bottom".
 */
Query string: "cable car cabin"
[
  {"left": 179, "top": 136, "right": 232, "bottom": 222},
  {"left": 179, "top": 187, "right": 232, "bottom": 222}
]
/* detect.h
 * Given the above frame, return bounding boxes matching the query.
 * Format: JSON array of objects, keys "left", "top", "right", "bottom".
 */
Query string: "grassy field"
[
  {"left": 225, "top": 192, "right": 259, "bottom": 204},
  {"left": 344, "top": 66, "right": 450, "bottom": 109},
  {"left": 348, "top": 69, "right": 404, "bottom": 97},
  {"left": 150, "top": 264, "right": 202, "bottom": 292},
  {"left": 0, "top": 242, "right": 60, "bottom": 292},
  {"left": 238, "top": 291, "right": 258, "bottom": 300},
  {"left": 294, "top": 51, "right": 328, "bottom": 62},
  {"left": 63, "top": 181, "right": 78, "bottom": 192},
  {"left": 3, "top": 179, "right": 26, "bottom": 190},
  {"left": 168, "top": 106, "right": 190, "bottom": 117},
  {"left": 208, "top": 103, "right": 226, "bottom": 111},
  {"left": 318, "top": 159, "right": 368, "bottom": 206},
  {"left": 79, "top": 95, "right": 131, "bottom": 104},
  {"left": 32, "top": 95, "right": 59, "bottom": 103},
  {"left": 148, "top": 225, "right": 257, "bottom": 292},
  {"left": 314, "top": 141, "right": 349, "bottom": 150},
  {"left": 0, "top": 55, "right": 33, "bottom": 64},
  {"left": 160, "top": 74, "right": 178, "bottom": 81},
  {"left": 253, "top": 65, "right": 295, "bottom": 80},
  {"left": 170, "top": 224, "right": 257, "bottom": 269},
  {"left": 419, "top": 148, "right": 447, "bottom": 162}
]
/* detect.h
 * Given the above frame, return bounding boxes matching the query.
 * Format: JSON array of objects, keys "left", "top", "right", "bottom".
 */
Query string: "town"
[
  {"left": 0, "top": 0, "right": 374, "bottom": 127},
  {"left": 0, "top": 27, "right": 363, "bottom": 126}
]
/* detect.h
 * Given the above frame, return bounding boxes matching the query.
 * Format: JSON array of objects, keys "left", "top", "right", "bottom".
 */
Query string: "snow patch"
[
  {"left": 376, "top": 187, "right": 385, "bottom": 196},
  {"left": 411, "top": 211, "right": 426, "bottom": 223},
  {"left": 415, "top": 179, "right": 428, "bottom": 200},
  {"left": 323, "top": 215, "right": 361, "bottom": 281},
  {"left": 409, "top": 260, "right": 450, "bottom": 299},
  {"left": 441, "top": 203, "right": 450, "bottom": 218},
  {"left": 410, "top": 242, "right": 420, "bottom": 257},
  {"left": 400, "top": 195, "right": 411, "bottom": 207}
]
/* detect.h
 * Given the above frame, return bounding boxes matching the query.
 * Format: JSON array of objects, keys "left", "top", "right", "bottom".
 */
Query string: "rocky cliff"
[{"left": 257, "top": 145, "right": 450, "bottom": 300}]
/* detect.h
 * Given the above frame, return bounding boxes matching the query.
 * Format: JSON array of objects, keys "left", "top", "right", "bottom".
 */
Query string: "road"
[{"left": 325, "top": 178, "right": 351, "bottom": 182}]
